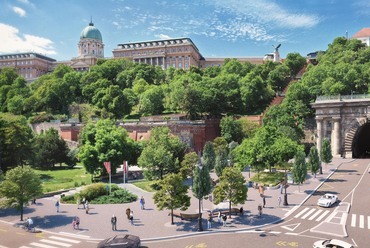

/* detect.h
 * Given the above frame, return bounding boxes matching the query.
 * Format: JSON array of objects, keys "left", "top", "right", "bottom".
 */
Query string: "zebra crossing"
[
  {"left": 293, "top": 207, "right": 330, "bottom": 222},
  {"left": 18, "top": 235, "right": 81, "bottom": 248},
  {"left": 350, "top": 214, "right": 370, "bottom": 229},
  {"left": 293, "top": 207, "right": 370, "bottom": 229}
]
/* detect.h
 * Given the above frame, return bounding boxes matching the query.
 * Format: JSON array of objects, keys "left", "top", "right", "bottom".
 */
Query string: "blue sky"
[{"left": 0, "top": 0, "right": 369, "bottom": 61}]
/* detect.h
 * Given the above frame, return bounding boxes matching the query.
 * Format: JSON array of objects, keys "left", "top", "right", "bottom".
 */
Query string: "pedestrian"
[
  {"left": 207, "top": 212, "right": 213, "bottom": 229},
  {"left": 55, "top": 200, "right": 60, "bottom": 212},
  {"left": 72, "top": 216, "right": 80, "bottom": 229},
  {"left": 26, "top": 217, "right": 33, "bottom": 230},
  {"left": 263, "top": 196, "right": 266, "bottom": 208},
  {"left": 278, "top": 196, "right": 282, "bottom": 208},
  {"left": 126, "top": 208, "right": 131, "bottom": 222},
  {"left": 139, "top": 196, "right": 145, "bottom": 210},
  {"left": 82, "top": 198, "right": 86, "bottom": 209},
  {"left": 280, "top": 184, "right": 283, "bottom": 194},
  {"left": 129, "top": 211, "right": 134, "bottom": 225},
  {"left": 85, "top": 201, "right": 89, "bottom": 214},
  {"left": 32, "top": 198, "right": 36, "bottom": 205},
  {"left": 111, "top": 214, "right": 117, "bottom": 231},
  {"left": 258, "top": 204, "right": 263, "bottom": 217},
  {"left": 239, "top": 206, "right": 244, "bottom": 216},
  {"left": 222, "top": 214, "right": 227, "bottom": 227},
  {"left": 217, "top": 210, "right": 222, "bottom": 223}
]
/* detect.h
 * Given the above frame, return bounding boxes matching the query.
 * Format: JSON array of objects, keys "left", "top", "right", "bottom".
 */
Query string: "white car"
[
  {"left": 313, "top": 239, "right": 354, "bottom": 248},
  {"left": 317, "top": 193, "right": 338, "bottom": 207}
]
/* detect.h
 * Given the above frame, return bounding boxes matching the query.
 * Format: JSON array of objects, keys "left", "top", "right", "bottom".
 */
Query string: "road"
[{"left": 0, "top": 158, "right": 368, "bottom": 248}]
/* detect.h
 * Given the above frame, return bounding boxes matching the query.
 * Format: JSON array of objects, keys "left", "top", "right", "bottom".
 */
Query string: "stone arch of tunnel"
[{"left": 352, "top": 121, "right": 370, "bottom": 158}]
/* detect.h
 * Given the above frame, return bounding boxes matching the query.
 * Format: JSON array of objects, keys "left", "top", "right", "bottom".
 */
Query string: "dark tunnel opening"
[{"left": 352, "top": 122, "right": 370, "bottom": 158}]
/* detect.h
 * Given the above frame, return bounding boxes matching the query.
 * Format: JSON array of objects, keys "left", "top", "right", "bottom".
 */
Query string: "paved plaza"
[{"left": 0, "top": 158, "right": 351, "bottom": 242}]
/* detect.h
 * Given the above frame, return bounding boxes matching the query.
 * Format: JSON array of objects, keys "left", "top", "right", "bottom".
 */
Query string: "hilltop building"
[
  {"left": 352, "top": 27, "right": 370, "bottom": 46},
  {"left": 0, "top": 21, "right": 266, "bottom": 81}
]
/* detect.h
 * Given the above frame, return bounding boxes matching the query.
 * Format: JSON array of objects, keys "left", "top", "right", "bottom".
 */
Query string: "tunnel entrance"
[{"left": 352, "top": 122, "right": 370, "bottom": 158}]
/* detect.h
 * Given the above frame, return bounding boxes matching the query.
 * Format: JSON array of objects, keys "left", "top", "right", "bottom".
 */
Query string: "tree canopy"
[{"left": 0, "top": 166, "right": 42, "bottom": 221}]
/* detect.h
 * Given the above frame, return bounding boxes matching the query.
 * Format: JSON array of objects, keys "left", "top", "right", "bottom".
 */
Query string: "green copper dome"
[{"left": 80, "top": 22, "right": 102, "bottom": 41}]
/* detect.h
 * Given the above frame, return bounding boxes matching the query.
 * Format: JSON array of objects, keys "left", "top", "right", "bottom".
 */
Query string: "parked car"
[
  {"left": 317, "top": 193, "right": 338, "bottom": 207},
  {"left": 97, "top": 235, "right": 141, "bottom": 248},
  {"left": 313, "top": 239, "right": 354, "bottom": 248}
]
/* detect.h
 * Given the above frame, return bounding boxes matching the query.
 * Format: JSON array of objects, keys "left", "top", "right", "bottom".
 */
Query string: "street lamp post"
[
  {"left": 196, "top": 161, "right": 203, "bottom": 232},
  {"left": 283, "top": 168, "right": 289, "bottom": 206}
]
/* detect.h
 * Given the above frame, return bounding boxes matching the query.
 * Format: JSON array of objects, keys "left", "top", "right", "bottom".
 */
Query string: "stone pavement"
[{"left": 0, "top": 158, "right": 353, "bottom": 242}]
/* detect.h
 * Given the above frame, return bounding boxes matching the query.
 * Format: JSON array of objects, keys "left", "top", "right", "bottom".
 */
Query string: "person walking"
[
  {"left": 239, "top": 207, "right": 244, "bottom": 216},
  {"left": 139, "top": 196, "right": 145, "bottom": 210},
  {"left": 222, "top": 214, "right": 227, "bottom": 227},
  {"left": 72, "top": 216, "right": 80, "bottom": 229},
  {"left": 126, "top": 208, "right": 131, "bottom": 222},
  {"left": 258, "top": 204, "right": 263, "bottom": 217},
  {"left": 111, "top": 215, "right": 117, "bottom": 231},
  {"left": 207, "top": 212, "right": 213, "bottom": 229},
  {"left": 55, "top": 200, "right": 60, "bottom": 213},
  {"left": 217, "top": 210, "right": 222, "bottom": 223},
  {"left": 82, "top": 198, "right": 86, "bottom": 209},
  {"left": 129, "top": 211, "right": 134, "bottom": 225},
  {"left": 278, "top": 196, "right": 282, "bottom": 208},
  {"left": 85, "top": 201, "right": 89, "bottom": 214}
]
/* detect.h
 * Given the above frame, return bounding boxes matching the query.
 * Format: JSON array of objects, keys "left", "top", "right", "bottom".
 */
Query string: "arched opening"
[{"left": 352, "top": 122, "right": 370, "bottom": 158}]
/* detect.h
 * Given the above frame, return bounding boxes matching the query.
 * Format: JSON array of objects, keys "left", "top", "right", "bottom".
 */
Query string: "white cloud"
[
  {"left": 0, "top": 23, "right": 56, "bottom": 55},
  {"left": 12, "top": 6, "right": 26, "bottom": 17},
  {"left": 17, "top": 0, "right": 30, "bottom": 4},
  {"left": 155, "top": 34, "right": 172, "bottom": 39},
  {"left": 210, "top": 0, "right": 320, "bottom": 29}
]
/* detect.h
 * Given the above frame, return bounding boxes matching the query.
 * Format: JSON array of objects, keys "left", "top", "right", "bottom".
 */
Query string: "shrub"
[
  {"left": 91, "top": 189, "right": 137, "bottom": 204},
  {"left": 150, "top": 181, "right": 161, "bottom": 190},
  {"left": 79, "top": 183, "right": 107, "bottom": 201}
]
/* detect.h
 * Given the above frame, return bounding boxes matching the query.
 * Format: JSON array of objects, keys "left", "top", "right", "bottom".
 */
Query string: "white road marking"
[
  {"left": 315, "top": 210, "right": 329, "bottom": 222},
  {"left": 359, "top": 215, "right": 364, "bottom": 228},
  {"left": 29, "top": 242, "right": 58, "bottom": 248},
  {"left": 49, "top": 236, "right": 80, "bottom": 244},
  {"left": 309, "top": 209, "right": 322, "bottom": 220},
  {"left": 351, "top": 214, "right": 356, "bottom": 227},
  {"left": 39, "top": 239, "right": 72, "bottom": 247},
  {"left": 294, "top": 207, "right": 309, "bottom": 218},
  {"left": 301, "top": 208, "right": 316, "bottom": 219}
]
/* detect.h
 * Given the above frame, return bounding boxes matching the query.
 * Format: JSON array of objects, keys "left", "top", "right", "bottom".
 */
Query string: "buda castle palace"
[{"left": 0, "top": 21, "right": 265, "bottom": 81}]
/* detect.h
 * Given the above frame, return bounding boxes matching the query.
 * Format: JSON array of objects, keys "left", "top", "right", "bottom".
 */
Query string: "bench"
[
  {"left": 212, "top": 207, "right": 240, "bottom": 217},
  {"left": 168, "top": 212, "right": 201, "bottom": 221}
]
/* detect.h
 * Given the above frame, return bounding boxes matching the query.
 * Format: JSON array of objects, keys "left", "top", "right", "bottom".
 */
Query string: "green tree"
[
  {"left": 220, "top": 116, "right": 244, "bottom": 143},
  {"left": 139, "top": 86, "right": 164, "bottom": 115},
  {"left": 0, "top": 113, "right": 34, "bottom": 172},
  {"left": 0, "top": 166, "right": 42, "bottom": 221},
  {"left": 32, "top": 128, "right": 70, "bottom": 168},
  {"left": 307, "top": 146, "right": 320, "bottom": 178},
  {"left": 153, "top": 173, "right": 191, "bottom": 225},
  {"left": 321, "top": 139, "right": 332, "bottom": 174},
  {"left": 138, "top": 127, "right": 187, "bottom": 180},
  {"left": 284, "top": 52, "right": 307, "bottom": 77},
  {"left": 202, "top": 142, "right": 216, "bottom": 171},
  {"left": 292, "top": 151, "right": 307, "bottom": 192},
  {"left": 213, "top": 167, "right": 247, "bottom": 218},
  {"left": 214, "top": 148, "right": 228, "bottom": 177},
  {"left": 78, "top": 119, "right": 135, "bottom": 177},
  {"left": 179, "top": 152, "right": 198, "bottom": 179}
]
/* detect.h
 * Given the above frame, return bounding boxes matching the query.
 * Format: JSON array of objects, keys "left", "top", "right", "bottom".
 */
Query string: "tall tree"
[
  {"left": 153, "top": 173, "right": 191, "bottom": 225},
  {"left": 0, "top": 113, "right": 34, "bottom": 172},
  {"left": 213, "top": 167, "right": 247, "bottom": 218},
  {"left": 307, "top": 146, "right": 320, "bottom": 178},
  {"left": 32, "top": 128, "right": 70, "bottom": 168},
  {"left": 138, "top": 127, "right": 187, "bottom": 180},
  {"left": 214, "top": 148, "right": 228, "bottom": 177},
  {"left": 321, "top": 139, "right": 333, "bottom": 174},
  {"left": 292, "top": 151, "right": 307, "bottom": 192},
  {"left": 202, "top": 142, "right": 216, "bottom": 171},
  {"left": 0, "top": 166, "right": 42, "bottom": 221},
  {"left": 78, "top": 119, "right": 135, "bottom": 177},
  {"left": 192, "top": 157, "right": 212, "bottom": 201},
  {"left": 220, "top": 116, "right": 244, "bottom": 143}
]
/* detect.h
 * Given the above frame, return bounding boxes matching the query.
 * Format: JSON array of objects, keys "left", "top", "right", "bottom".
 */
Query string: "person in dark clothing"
[{"left": 111, "top": 215, "right": 117, "bottom": 231}]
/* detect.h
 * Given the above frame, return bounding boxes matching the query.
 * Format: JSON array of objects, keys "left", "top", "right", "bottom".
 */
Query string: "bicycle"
[{"left": 22, "top": 224, "right": 36, "bottom": 233}]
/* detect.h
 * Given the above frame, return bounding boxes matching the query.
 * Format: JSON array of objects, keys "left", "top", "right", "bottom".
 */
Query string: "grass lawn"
[
  {"left": 250, "top": 171, "right": 285, "bottom": 187},
  {"left": 34, "top": 166, "right": 92, "bottom": 193},
  {"left": 132, "top": 179, "right": 157, "bottom": 192}
]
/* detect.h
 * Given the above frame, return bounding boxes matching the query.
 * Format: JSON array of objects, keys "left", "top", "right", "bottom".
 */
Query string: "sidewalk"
[{"left": 0, "top": 158, "right": 352, "bottom": 242}]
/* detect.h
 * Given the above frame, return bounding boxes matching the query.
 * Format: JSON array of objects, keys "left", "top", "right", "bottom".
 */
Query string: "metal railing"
[{"left": 316, "top": 94, "right": 370, "bottom": 102}]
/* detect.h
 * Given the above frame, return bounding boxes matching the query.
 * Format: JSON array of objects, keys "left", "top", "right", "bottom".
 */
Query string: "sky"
[{"left": 1, "top": 0, "right": 370, "bottom": 61}]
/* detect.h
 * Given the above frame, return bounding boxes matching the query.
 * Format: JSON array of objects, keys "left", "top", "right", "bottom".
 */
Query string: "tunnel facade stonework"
[{"left": 311, "top": 95, "right": 370, "bottom": 158}]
